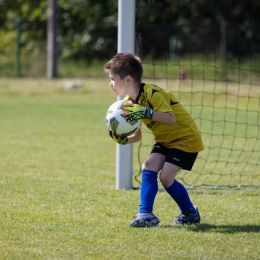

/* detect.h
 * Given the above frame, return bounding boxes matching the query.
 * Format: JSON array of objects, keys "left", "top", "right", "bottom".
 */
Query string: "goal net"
[{"left": 132, "top": 0, "right": 260, "bottom": 188}]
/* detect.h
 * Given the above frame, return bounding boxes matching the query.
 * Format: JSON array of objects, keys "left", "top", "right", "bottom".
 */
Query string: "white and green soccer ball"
[{"left": 105, "top": 100, "right": 142, "bottom": 136}]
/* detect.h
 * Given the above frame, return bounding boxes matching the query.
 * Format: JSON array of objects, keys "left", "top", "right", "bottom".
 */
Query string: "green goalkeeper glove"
[
  {"left": 122, "top": 103, "right": 154, "bottom": 122},
  {"left": 108, "top": 131, "right": 128, "bottom": 145}
]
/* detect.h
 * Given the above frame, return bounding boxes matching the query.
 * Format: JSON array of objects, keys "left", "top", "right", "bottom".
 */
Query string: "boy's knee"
[
  {"left": 142, "top": 161, "right": 150, "bottom": 171},
  {"left": 142, "top": 160, "right": 163, "bottom": 172}
]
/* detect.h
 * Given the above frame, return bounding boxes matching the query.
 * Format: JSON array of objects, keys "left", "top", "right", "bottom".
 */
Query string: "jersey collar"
[{"left": 132, "top": 83, "right": 144, "bottom": 104}]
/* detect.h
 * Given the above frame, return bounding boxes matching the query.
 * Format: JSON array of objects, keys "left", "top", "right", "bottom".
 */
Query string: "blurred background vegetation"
[{"left": 0, "top": 0, "right": 260, "bottom": 79}]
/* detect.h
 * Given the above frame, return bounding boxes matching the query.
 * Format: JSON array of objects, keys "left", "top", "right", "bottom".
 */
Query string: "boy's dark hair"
[{"left": 104, "top": 53, "right": 143, "bottom": 83}]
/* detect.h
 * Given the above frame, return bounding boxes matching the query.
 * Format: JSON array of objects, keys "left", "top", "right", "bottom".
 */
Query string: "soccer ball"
[{"left": 105, "top": 100, "right": 142, "bottom": 136}]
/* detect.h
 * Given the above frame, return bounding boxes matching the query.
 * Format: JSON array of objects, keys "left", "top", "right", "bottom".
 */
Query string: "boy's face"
[{"left": 108, "top": 71, "right": 128, "bottom": 97}]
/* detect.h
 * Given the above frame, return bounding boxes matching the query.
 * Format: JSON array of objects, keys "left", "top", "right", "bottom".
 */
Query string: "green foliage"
[
  {"left": 0, "top": 30, "right": 16, "bottom": 54},
  {"left": 58, "top": 0, "right": 118, "bottom": 59},
  {"left": 0, "top": 78, "right": 260, "bottom": 259},
  {"left": 1, "top": 0, "right": 260, "bottom": 65},
  {"left": 136, "top": 0, "right": 260, "bottom": 58},
  {"left": 0, "top": 0, "right": 118, "bottom": 61}
]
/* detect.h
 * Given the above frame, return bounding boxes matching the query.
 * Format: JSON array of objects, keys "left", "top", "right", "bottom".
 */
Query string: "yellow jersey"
[{"left": 125, "top": 83, "right": 204, "bottom": 153}]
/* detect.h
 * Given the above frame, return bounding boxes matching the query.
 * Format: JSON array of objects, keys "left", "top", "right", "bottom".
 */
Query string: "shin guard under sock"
[{"left": 139, "top": 170, "right": 158, "bottom": 213}]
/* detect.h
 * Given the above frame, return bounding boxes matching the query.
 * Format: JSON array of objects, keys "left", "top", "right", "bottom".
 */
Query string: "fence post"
[
  {"left": 16, "top": 18, "right": 21, "bottom": 77},
  {"left": 47, "top": 0, "right": 58, "bottom": 78}
]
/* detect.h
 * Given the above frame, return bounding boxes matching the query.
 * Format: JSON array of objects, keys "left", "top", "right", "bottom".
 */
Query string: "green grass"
[
  {"left": 2, "top": 52, "right": 260, "bottom": 83},
  {"left": 0, "top": 78, "right": 260, "bottom": 259}
]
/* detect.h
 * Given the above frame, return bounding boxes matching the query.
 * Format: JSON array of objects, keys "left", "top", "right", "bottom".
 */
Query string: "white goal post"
[{"left": 116, "top": 0, "right": 136, "bottom": 189}]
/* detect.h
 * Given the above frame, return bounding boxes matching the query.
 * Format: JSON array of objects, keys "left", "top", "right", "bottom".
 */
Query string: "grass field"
[{"left": 0, "top": 78, "right": 260, "bottom": 259}]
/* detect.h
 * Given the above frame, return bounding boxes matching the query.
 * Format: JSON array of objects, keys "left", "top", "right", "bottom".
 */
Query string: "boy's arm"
[
  {"left": 126, "top": 128, "right": 142, "bottom": 144},
  {"left": 151, "top": 111, "right": 176, "bottom": 126}
]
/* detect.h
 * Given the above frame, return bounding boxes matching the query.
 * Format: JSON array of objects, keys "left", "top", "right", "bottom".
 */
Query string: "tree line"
[{"left": 1, "top": 0, "right": 259, "bottom": 61}]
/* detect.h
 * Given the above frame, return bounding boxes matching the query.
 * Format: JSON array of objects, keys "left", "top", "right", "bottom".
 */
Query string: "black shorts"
[{"left": 150, "top": 143, "right": 198, "bottom": 171}]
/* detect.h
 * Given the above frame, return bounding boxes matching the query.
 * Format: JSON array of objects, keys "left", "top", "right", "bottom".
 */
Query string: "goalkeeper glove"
[
  {"left": 108, "top": 131, "right": 128, "bottom": 145},
  {"left": 121, "top": 103, "right": 154, "bottom": 122}
]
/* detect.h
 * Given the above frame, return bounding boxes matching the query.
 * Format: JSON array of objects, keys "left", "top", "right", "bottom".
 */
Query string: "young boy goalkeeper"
[{"left": 104, "top": 53, "right": 204, "bottom": 227}]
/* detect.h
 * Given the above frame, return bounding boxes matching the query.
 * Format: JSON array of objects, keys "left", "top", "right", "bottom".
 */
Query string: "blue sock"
[
  {"left": 139, "top": 170, "right": 158, "bottom": 213},
  {"left": 165, "top": 180, "right": 196, "bottom": 213}
]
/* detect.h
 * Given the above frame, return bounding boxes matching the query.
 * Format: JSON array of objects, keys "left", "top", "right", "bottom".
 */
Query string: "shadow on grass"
[
  {"left": 187, "top": 223, "right": 260, "bottom": 233},
  {"left": 159, "top": 224, "right": 260, "bottom": 233}
]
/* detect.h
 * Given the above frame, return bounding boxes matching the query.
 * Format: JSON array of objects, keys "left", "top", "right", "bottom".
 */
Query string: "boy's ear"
[{"left": 126, "top": 75, "right": 132, "bottom": 82}]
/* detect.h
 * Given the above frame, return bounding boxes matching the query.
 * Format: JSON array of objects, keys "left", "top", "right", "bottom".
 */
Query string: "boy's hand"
[
  {"left": 108, "top": 131, "right": 128, "bottom": 145},
  {"left": 121, "top": 102, "right": 154, "bottom": 122}
]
